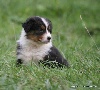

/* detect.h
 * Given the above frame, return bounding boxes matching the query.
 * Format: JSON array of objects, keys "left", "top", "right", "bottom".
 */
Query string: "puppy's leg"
[
  {"left": 16, "top": 59, "right": 23, "bottom": 66},
  {"left": 16, "top": 41, "right": 23, "bottom": 66},
  {"left": 43, "top": 46, "right": 69, "bottom": 68}
]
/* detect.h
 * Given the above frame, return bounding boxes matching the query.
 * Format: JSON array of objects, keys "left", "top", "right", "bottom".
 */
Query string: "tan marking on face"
[
  {"left": 27, "top": 34, "right": 38, "bottom": 42},
  {"left": 41, "top": 25, "right": 45, "bottom": 30},
  {"left": 37, "top": 35, "right": 43, "bottom": 41},
  {"left": 26, "top": 33, "right": 43, "bottom": 42}
]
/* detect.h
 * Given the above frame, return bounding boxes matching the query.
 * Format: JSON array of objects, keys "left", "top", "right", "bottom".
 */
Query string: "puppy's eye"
[
  {"left": 39, "top": 30, "right": 44, "bottom": 33},
  {"left": 35, "top": 29, "right": 45, "bottom": 35},
  {"left": 47, "top": 25, "right": 52, "bottom": 33},
  {"left": 47, "top": 25, "right": 51, "bottom": 30}
]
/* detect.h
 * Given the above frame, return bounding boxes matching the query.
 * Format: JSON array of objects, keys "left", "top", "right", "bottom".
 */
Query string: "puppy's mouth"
[{"left": 38, "top": 39, "right": 50, "bottom": 44}]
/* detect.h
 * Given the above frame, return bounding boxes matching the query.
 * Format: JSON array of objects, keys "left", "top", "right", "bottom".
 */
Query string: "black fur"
[
  {"left": 22, "top": 16, "right": 52, "bottom": 35},
  {"left": 41, "top": 46, "right": 69, "bottom": 68},
  {"left": 16, "top": 59, "right": 23, "bottom": 66}
]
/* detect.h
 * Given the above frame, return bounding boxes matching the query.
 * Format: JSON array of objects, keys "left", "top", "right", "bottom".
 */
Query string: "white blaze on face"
[{"left": 41, "top": 18, "right": 51, "bottom": 43}]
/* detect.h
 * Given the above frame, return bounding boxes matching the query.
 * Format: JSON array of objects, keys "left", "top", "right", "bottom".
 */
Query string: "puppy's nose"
[{"left": 47, "top": 37, "right": 51, "bottom": 41}]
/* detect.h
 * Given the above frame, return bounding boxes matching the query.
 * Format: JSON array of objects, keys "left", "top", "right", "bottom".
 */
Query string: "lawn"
[{"left": 0, "top": 0, "right": 100, "bottom": 90}]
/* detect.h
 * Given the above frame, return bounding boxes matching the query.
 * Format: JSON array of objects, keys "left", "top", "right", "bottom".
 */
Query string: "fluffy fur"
[{"left": 16, "top": 16, "right": 69, "bottom": 67}]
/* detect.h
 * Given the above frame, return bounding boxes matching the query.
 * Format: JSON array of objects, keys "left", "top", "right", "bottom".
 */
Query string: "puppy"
[{"left": 16, "top": 16, "right": 69, "bottom": 67}]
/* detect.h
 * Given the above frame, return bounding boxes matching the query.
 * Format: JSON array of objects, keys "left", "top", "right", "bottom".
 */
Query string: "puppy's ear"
[{"left": 22, "top": 18, "right": 35, "bottom": 33}]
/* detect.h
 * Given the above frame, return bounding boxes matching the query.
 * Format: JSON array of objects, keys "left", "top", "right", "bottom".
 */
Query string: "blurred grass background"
[{"left": 0, "top": 0, "right": 100, "bottom": 90}]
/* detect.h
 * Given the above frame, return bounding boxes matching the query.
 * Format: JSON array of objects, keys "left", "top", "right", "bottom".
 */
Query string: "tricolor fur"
[{"left": 16, "top": 16, "right": 69, "bottom": 67}]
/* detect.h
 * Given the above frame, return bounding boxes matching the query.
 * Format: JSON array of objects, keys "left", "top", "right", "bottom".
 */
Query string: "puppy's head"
[{"left": 22, "top": 16, "right": 52, "bottom": 44}]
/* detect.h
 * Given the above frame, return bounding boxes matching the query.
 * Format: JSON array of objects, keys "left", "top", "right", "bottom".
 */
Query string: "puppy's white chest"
[
  {"left": 23, "top": 47, "right": 43, "bottom": 61},
  {"left": 20, "top": 44, "right": 51, "bottom": 64},
  {"left": 31, "top": 48, "right": 45, "bottom": 60},
  {"left": 17, "top": 30, "right": 52, "bottom": 64}
]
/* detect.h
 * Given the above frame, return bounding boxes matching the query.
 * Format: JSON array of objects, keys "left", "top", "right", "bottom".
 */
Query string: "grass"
[{"left": 0, "top": 0, "right": 100, "bottom": 90}]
